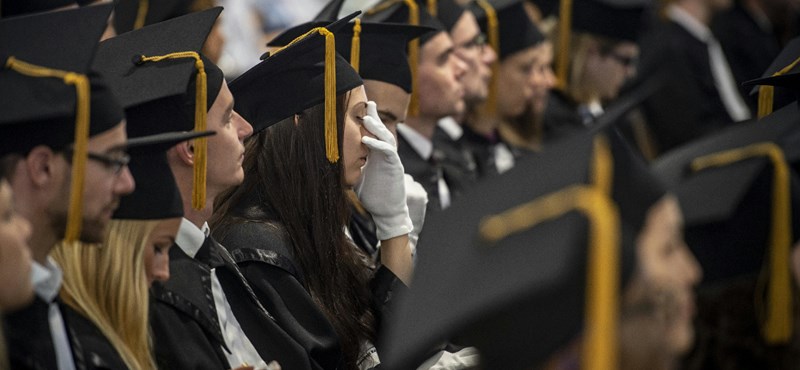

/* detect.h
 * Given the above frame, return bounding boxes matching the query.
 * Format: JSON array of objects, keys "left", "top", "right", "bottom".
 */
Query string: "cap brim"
[{"left": 124, "top": 130, "right": 216, "bottom": 152}]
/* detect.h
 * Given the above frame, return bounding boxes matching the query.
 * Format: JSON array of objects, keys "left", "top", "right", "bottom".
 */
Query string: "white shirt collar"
[
  {"left": 437, "top": 116, "right": 463, "bottom": 141},
  {"left": 397, "top": 123, "right": 433, "bottom": 160},
  {"left": 175, "top": 218, "right": 210, "bottom": 259},
  {"left": 31, "top": 257, "right": 63, "bottom": 303},
  {"left": 666, "top": 4, "right": 712, "bottom": 42}
]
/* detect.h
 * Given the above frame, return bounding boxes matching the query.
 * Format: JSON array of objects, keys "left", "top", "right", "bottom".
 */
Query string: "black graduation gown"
[
  {"left": 712, "top": 2, "right": 782, "bottom": 113},
  {"left": 348, "top": 205, "right": 379, "bottom": 259},
  {"left": 397, "top": 133, "right": 444, "bottom": 213},
  {"left": 431, "top": 126, "right": 478, "bottom": 198},
  {"left": 459, "top": 125, "right": 525, "bottom": 179},
  {"left": 4, "top": 297, "right": 126, "bottom": 370},
  {"left": 149, "top": 235, "right": 317, "bottom": 370},
  {"left": 215, "top": 219, "right": 409, "bottom": 369},
  {"left": 637, "top": 20, "right": 735, "bottom": 153},
  {"left": 541, "top": 91, "right": 590, "bottom": 144}
]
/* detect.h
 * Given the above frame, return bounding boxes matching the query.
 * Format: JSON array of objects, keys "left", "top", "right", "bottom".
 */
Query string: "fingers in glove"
[
  {"left": 363, "top": 101, "right": 397, "bottom": 146},
  {"left": 362, "top": 136, "right": 396, "bottom": 154}
]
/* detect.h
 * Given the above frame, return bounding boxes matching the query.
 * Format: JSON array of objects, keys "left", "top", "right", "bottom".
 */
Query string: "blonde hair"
[
  {"left": 52, "top": 219, "right": 160, "bottom": 370},
  {"left": 553, "top": 31, "right": 619, "bottom": 103}
]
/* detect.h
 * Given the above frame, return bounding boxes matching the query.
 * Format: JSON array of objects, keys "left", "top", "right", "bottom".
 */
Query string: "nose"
[
  {"left": 115, "top": 165, "right": 136, "bottom": 195},
  {"left": 680, "top": 242, "right": 703, "bottom": 286},
  {"left": 234, "top": 111, "right": 254, "bottom": 141},
  {"left": 15, "top": 215, "right": 32, "bottom": 242},
  {"left": 451, "top": 54, "right": 468, "bottom": 80},
  {"left": 482, "top": 45, "right": 497, "bottom": 65},
  {"left": 153, "top": 255, "right": 170, "bottom": 283}
]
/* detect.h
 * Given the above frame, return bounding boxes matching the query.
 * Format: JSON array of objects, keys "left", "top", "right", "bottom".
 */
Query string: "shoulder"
[{"left": 216, "top": 221, "right": 306, "bottom": 281}]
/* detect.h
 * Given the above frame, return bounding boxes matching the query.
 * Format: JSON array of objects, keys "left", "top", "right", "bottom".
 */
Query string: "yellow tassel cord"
[
  {"left": 134, "top": 0, "right": 149, "bottom": 30},
  {"left": 5, "top": 57, "right": 90, "bottom": 243},
  {"left": 555, "top": 0, "right": 573, "bottom": 90},
  {"left": 757, "top": 56, "right": 800, "bottom": 118},
  {"left": 403, "top": 0, "right": 421, "bottom": 117},
  {"left": 138, "top": 52, "right": 208, "bottom": 210},
  {"left": 592, "top": 135, "right": 613, "bottom": 196},
  {"left": 479, "top": 185, "right": 620, "bottom": 370},
  {"left": 691, "top": 142, "right": 793, "bottom": 344},
  {"left": 427, "top": 0, "right": 437, "bottom": 16},
  {"left": 271, "top": 27, "right": 340, "bottom": 163},
  {"left": 350, "top": 19, "right": 362, "bottom": 73},
  {"left": 476, "top": 0, "right": 499, "bottom": 115}
]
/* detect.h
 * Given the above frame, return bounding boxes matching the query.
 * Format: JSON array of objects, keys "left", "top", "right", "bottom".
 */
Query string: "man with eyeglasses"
[{"left": 0, "top": 6, "right": 138, "bottom": 370}]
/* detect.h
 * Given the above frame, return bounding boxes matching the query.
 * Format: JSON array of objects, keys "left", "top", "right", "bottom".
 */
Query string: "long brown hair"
[{"left": 212, "top": 92, "right": 375, "bottom": 369}]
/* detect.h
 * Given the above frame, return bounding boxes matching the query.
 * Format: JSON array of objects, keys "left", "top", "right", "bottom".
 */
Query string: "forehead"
[
  {"left": 364, "top": 80, "right": 409, "bottom": 113},
  {"left": 87, "top": 121, "right": 128, "bottom": 152},
  {"left": 421, "top": 32, "right": 454, "bottom": 61},
  {"left": 450, "top": 11, "right": 479, "bottom": 41}
]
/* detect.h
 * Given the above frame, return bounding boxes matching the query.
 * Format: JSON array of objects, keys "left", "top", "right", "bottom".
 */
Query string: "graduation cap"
[
  {"left": 363, "top": 1, "right": 445, "bottom": 116},
  {"left": 310, "top": 0, "right": 346, "bottom": 21},
  {"left": 743, "top": 37, "right": 800, "bottom": 118},
  {"left": 379, "top": 129, "right": 666, "bottom": 370},
  {"left": 418, "top": 0, "right": 465, "bottom": 31},
  {"left": 470, "top": 0, "right": 544, "bottom": 114},
  {"left": 230, "top": 15, "right": 363, "bottom": 163},
  {"left": 554, "top": 0, "right": 648, "bottom": 89},
  {"left": 92, "top": 7, "right": 223, "bottom": 210},
  {"left": 652, "top": 103, "right": 800, "bottom": 345},
  {"left": 0, "top": 0, "right": 76, "bottom": 18},
  {"left": 114, "top": 130, "right": 215, "bottom": 220},
  {"left": 0, "top": 3, "right": 123, "bottom": 243},
  {"left": 269, "top": 20, "right": 433, "bottom": 94},
  {"left": 112, "top": 0, "right": 194, "bottom": 34}
]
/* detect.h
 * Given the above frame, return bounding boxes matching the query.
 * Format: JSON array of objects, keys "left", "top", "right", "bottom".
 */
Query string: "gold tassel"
[
  {"left": 350, "top": 19, "right": 362, "bottom": 73},
  {"left": 404, "top": 0, "right": 421, "bottom": 117},
  {"left": 555, "top": 0, "right": 573, "bottom": 91},
  {"left": 592, "top": 135, "right": 612, "bottom": 196},
  {"left": 757, "top": 56, "right": 800, "bottom": 118},
  {"left": 270, "top": 27, "right": 339, "bottom": 162},
  {"left": 692, "top": 142, "right": 793, "bottom": 343},
  {"left": 479, "top": 184, "right": 620, "bottom": 370},
  {"left": 138, "top": 52, "right": 208, "bottom": 209},
  {"left": 476, "top": 0, "right": 499, "bottom": 115},
  {"left": 134, "top": 0, "right": 149, "bottom": 30},
  {"left": 5, "top": 57, "right": 91, "bottom": 243},
  {"left": 427, "top": 0, "right": 437, "bottom": 16}
]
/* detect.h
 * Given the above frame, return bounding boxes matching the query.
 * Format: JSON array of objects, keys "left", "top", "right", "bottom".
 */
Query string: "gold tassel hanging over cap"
[
  {"left": 404, "top": 0, "right": 421, "bottom": 116},
  {"left": 476, "top": 0, "right": 499, "bottom": 115},
  {"left": 592, "top": 135, "right": 612, "bottom": 196},
  {"left": 691, "top": 142, "right": 794, "bottom": 344},
  {"left": 479, "top": 184, "right": 621, "bottom": 370},
  {"left": 137, "top": 52, "right": 208, "bottom": 210},
  {"left": 427, "top": 0, "right": 437, "bottom": 16},
  {"left": 555, "top": 0, "right": 573, "bottom": 90},
  {"left": 134, "top": 0, "right": 149, "bottom": 30},
  {"left": 757, "top": 56, "right": 800, "bottom": 118},
  {"left": 271, "top": 27, "right": 340, "bottom": 163},
  {"left": 5, "top": 57, "right": 91, "bottom": 243},
  {"left": 351, "top": 19, "right": 362, "bottom": 73}
]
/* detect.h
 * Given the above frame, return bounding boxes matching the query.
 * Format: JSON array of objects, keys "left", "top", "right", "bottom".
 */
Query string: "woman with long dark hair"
[{"left": 211, "top": 27, "right": 414, "bottom": 370}]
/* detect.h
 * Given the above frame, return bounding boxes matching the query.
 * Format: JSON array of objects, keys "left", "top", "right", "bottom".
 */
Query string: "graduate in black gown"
[
  {"left": 93, "top": 8, "right": 311, "bottom": 370},
  {"left": 213, "top": 18, "right": 418, "bottom": 369},
  {"left": 0, "top": 5, "right": 138, "bottom": 369}
]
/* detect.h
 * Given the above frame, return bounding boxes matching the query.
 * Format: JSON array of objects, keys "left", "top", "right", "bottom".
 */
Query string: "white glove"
[
  {"left": 356, "top": 101, "right": 413, "bottom": 240},
  {"left": 404, "top": 174, "right": 428, "bottom": 256}
]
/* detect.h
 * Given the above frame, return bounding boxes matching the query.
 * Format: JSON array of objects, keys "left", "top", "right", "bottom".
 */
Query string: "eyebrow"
[{"left": 438, "top": 47, "right": 455, "bottom": 63}]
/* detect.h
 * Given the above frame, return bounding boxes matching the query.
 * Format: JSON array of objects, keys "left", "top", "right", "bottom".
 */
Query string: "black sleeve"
[{"left": 370, "top": 265, "right": 409, "bottom": 341}]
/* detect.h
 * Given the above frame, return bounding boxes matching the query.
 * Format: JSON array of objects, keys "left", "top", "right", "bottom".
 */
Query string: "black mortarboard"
[
  {"left": 652, "top": 103, "right": 800, "bottom": 344},
  {"left": 570, "top": 0, "right": 647, "bottom": 42},
  {"left": 470, "top": 0, "right": 544, "bottom": 60},
  {"left": 230, "top": 15, "right": 363, "bottom": 163},
  {"left": 0, "top": 3, "right": 123, "bottom": 243},
  {"left": 114, "top": 130, "right": 215, "bottom": 220},
  {"left": 93, "top": 7, "right": 223, "bottom": 210},
  {"left": 380, "top": 130, "right": 664, "bottom": 370},
  {"left": 269, "top": 21, "right": 433, "bottom": 94},
  {"left": 416, "top": 0, "right": 465, "bottom": 31},
  {"left": 363, "top": 2, "right": 445, "bottom": 116},
  {"left": 0, "top": 0, "right": 76, "bottom": 18},
  {"left": 743, "top": 37, "right": 800, "bottom": 118},
  {"left": 112, "top": 0, "right": 193, "bottom": 34},
  {"left": 311, "top": 0, "right": 345, "bottom": 21}
]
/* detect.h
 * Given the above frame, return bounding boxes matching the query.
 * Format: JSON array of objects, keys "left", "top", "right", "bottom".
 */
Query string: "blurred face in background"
[{"left": 451, "top": 11, "right": 497, "bottom": 106}]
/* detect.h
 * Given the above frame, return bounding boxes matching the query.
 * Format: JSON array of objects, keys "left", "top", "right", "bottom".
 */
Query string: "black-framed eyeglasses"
[
  {"left": 457, "top": 33, "right": 487, "bottom": 51},
  {"left": 64, "top": 148, "right": 130, "bottom": 175}
]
